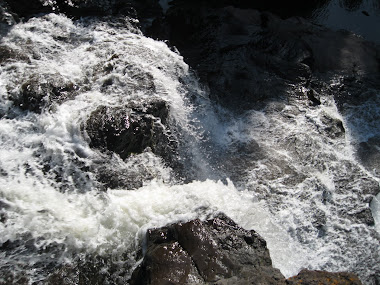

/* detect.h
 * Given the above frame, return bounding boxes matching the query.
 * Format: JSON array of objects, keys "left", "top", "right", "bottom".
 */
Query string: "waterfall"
[{"left": 0, "top": 11, "right": 379, "bottom": 284}]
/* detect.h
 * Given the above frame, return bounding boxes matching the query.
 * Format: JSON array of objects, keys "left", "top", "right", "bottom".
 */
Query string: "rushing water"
[{"left": 0, "top": 13, "right": 379, "bottom": 284}]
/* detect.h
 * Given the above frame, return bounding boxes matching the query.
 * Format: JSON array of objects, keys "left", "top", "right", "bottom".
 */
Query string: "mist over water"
[{"left": 0, "top": 12, "right": 379, "bottom": 284}]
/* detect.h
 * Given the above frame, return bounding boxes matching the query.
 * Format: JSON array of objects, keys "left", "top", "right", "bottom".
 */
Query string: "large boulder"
[
  {"left": 84, "top": 99, "right": 175, "bottom": 159},
  {"left": 130, "top": 213, "right": 287, "bottom": 284}
]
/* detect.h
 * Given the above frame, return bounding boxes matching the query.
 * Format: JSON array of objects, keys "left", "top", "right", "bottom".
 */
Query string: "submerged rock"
[
  {"left": 150, "top": 7, "right": 312, "bottom": 110},
  {"left": 10, "top": 74, "right": 77, "bottom": 113},
  {"left": 0, "top": 45, "right": 29, "bottom": 64}
]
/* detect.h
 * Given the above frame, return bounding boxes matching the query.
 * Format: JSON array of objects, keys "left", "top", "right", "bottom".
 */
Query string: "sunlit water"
[{"left": 0, "top": 13, "right": 379, "bottom": 284}]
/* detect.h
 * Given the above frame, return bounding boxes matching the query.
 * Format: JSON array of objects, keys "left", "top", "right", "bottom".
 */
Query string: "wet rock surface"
[
  {"left": 130, "top": 213, "right": 364, "bottom": 285},
  {"left": 10, "top": 75, "right": 78, "bottom": 113},
  {"left": 130, "top": 213, "right": 287, "bottom": 284},
  {"left": 0, "top": 45, "right": 29, "bottom": 64},
  {"left": 84, "top": 99, "right": 177, "bottom": 161},
  {"left": 84, "top": 98, "right": 183, "bottom": 188},
  {"left": 149, "top": 4, "right": 379, "bottom": 111},
  {"left": 130, "top": 214, "right": 285, "bottom": 284},
  {"left": 45, "top": 256, "right": 119, "bottom": 285},
  {"left": 0, "top": 0, "right": 17, "bottom": 26},
  {"left": 287, "top": 269, "right": 363, "bottom": 285}
]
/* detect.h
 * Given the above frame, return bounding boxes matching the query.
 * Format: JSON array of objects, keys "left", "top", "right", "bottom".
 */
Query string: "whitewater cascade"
[{"left": 0, "top": 13, "right": 379, "bottom": 284}]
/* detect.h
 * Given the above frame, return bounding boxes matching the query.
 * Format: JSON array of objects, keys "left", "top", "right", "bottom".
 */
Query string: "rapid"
[{"left": 0, "top": 12, "right": 379, "bottom": 284}]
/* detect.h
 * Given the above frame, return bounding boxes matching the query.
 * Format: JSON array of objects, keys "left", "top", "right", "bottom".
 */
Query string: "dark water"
[{"left": 310, "top": 0, "right": 380, "bottom": 43}]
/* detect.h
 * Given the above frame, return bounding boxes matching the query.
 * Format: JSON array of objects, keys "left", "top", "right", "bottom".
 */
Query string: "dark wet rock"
[
  {"left": 10, "top": 75, "right": 77, "bottom": 113},
  {"left": 45, "top": 259, "right": 106, "bottom": 285},
  {"left": 362, "top": 10, "right": 370, "bottom": 16},
  {"left": 57, "top": 0, "right": 162, "bottom": 19},
  {"left": 0, "top": 0, "right": 17, "bottom": 26},
  {"left": 84, "top": 99, "right": 178, "bottom": 163},
  {"left": 306, "top": 89, "right": 321, "bottom": 106},
  {"left": 130, "top": 213, "right": 287, "bottom": 284},
  {"left": 349, "top": 207, "right": 375, "bottom": 226},
  {"left": 44, "top": 253, "right": 134, "bottom": 285},
  {"left": 130, "top": 240, "right": 203, "bottom": 284},
  {"left": 318, "top": 76, "right": 380, "bottom": 112},
  {"left": 4, "top": 0, "right": 50, "bottom": 19},
  {"left": 320, "top": 113, "right": 345, "bottom": 139},
  {"left": 150, "top": 7, "right": 313, "bottom": 111},
  {"left": 303, "top": 30, "right": 379, "bottom": 75},
  {"left": 287, "top": 269, "right": 362, "bottom": 285},
  {"left": 45, "top": 264, "right": 80, "bottom": 285},
  {"left": 357, "top": 136, "right": 380, "bottom": 176},
  {"left": 93, "top": 159, "right": 147, "bottom": 190},
  {"left": 332, "top": 161, "right": 379, "bottom": 224},
  {"left": 149, "top": 4, "right": 379, "bottom": 112},
  {"left": 0, "top": 234, "right": 68, "bottom": 284}
]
